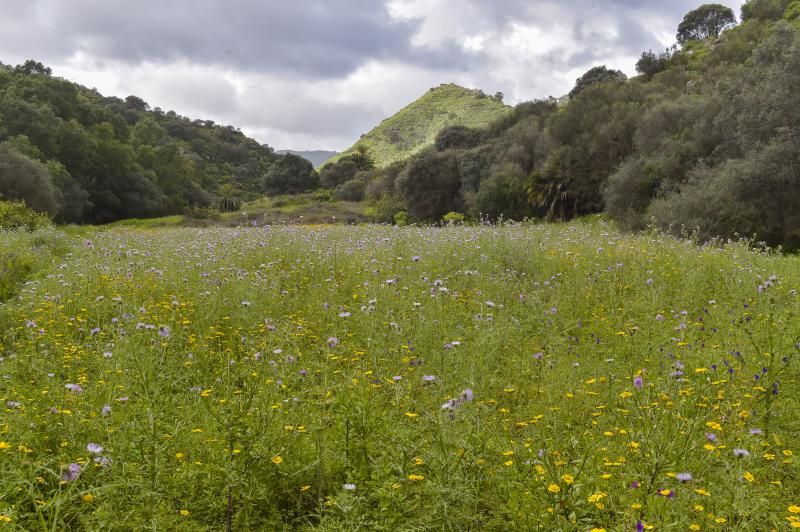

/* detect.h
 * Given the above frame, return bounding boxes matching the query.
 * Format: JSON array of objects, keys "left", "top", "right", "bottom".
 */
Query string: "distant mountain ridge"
[
  {"left": 332, "top": 83, "right": 511, "bottom": 168},
  {"left": 276, "top": 149, "right": 338, "bottom": 167}
]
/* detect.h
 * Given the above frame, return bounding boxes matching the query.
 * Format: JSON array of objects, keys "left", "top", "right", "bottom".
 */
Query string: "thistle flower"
[
  {"left": 65, "top": 383, "right": 83, "bottom": 394},
  {"left": 61, "top": 463, "right": 81, "bottom": 482},
  {"left": 87, "top": 443, "right": 104, "bottom": 455}
]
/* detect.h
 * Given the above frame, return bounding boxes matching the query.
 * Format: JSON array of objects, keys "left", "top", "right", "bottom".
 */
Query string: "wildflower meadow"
[{"left": 1, "top": 220, "right": 798, "bottom": 530}]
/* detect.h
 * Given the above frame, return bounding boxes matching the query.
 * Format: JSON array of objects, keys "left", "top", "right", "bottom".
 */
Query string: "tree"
[
  {"left": 435, "top": 125, "right": 481, "bottom": 151},
  {"left": 14, "top": 60, "right": 52, "bottom": 76},
  {"left": 395, "top": 150, "right": 463, "bottom": 221},
  {"left": 0, "top": 141, "right": 60, "bottom": 216},
  {"left": 569, "top": 66, "right": 627, "bottom": 98},
  {"left": 741, "top": 0, "right": 792, "bottom": 21},
  {"left": 677, "top": 4, "right": 737, "bottom": 44},
  {"left": 473, "top": 163, "right": 531, "bottom": 220},
  {"left": 262, "top": 153, "right": 318, "bottom": 196},
  {"left": 319, "top": 159, "right": 359, "bottom": 189},
  {"left": 125, "top": 95, "right": 150, "bottom": 112},
  {"left": 342, "top": 144, "right": 375, "bottom": 171},
  {"left": 636, "top": 49, "right": 673, "bottom": 80},
  {"left": 217, "top": 183, "right": 239, "bottom": 212}
]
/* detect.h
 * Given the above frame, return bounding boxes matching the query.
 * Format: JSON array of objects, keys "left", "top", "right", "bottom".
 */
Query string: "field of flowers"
[{"left": 1, "top": 220, "right": 798, "bottom": 530}]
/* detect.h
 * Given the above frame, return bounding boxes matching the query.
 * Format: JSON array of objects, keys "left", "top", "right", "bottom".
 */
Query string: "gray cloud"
[{"left": 0, "top": 0, "right": 481, "bottom": 79}]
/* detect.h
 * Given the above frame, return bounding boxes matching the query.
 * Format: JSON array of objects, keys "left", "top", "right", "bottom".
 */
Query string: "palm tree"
[
  {"left": 527, "top": 172, "right": 573, "bottom": 222},
  {"left": 217, "top": 183, "right": 239, "bottom": 212}
]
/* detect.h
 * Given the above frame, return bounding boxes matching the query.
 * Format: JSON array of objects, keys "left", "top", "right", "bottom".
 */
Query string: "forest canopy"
[{"left": 0, "top": 61, "right": 315, "bottom": 223}]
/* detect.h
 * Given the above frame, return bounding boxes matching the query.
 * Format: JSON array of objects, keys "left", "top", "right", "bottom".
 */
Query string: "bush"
[
  {"left": 333, "top": 179, "right": 367, "bottom": 202},
  {"left": 442, "top": 211, "right": 466, "bottom": 225},
  {"left": 0, "top": 200, "right": 52, "bottom": 230},
  {"left": 393, "top": 211, "right": 410, "bottom": 226}
]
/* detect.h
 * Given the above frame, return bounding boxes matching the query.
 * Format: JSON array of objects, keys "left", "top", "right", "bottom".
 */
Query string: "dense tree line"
[
  {"left": 338, "top": 0, "right": 800, "bottom": 249},
  {"left": 0, "top": 61, "right": 315, "bottom": 223}
]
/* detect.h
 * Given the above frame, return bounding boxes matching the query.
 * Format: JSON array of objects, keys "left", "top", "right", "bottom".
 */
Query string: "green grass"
[
  {"left": 1, "top": 220, "right": 799, "bottom": 530},
  {"left": 332, "top": 84, "right": 511, "bottom": 168},
  {"left": 101, "top": 198, "right": 373, "bottom": 229},
  {"left": 0, "top": 228, "right": 69, "bottom": 303},
  {"left": 105, "top": 215, "right": 186, "bottom": 228}
]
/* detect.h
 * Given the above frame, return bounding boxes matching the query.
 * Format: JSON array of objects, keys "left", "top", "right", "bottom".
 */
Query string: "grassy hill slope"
[{"left": 336, "top": 84, "right": 511, "bottom": 168}]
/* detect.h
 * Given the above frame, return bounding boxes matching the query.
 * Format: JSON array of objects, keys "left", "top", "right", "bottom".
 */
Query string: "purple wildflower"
[
  {"left": 676, "top": 472, "right": 692, "bottom": 482},
  {"left": 636, "top": 521, "right": 645, "bottom": 532},
  {"left": 61, "top": 463, "right": 81, "bottom": 482},
  {"left": 158, "top": 326, "right": 171, "bottom": 338},
  {"left": 749, "top": 428, "right": 763, "bottom": 436},
  {"left": 87, "top": 443, "right": 104, "bottom": 455},
  {"left": 733, "top": 448, "right": 750, "bottom": 458},
  {"left": 65, "top": 383, "right": 83, "bottom": 394},
  {"left": 421, "top": 375, "right": 437, "bottom": 383},
  {"left": 633, "top": 375, "right": 643, "bottom": 389},
  {"left": 101, "top": 405, "right": 112, "bottom": 416},
  {"left": 705, "top": 432, "right": 717, "bottom": 442},
  {"left": 327, "top": 337, "right": 339, "bottom": 349}
]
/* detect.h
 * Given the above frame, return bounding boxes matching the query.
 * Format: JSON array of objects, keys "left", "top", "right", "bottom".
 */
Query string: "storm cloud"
[{"left": 0, "top": 0, "right": 744, "bottom": 150}]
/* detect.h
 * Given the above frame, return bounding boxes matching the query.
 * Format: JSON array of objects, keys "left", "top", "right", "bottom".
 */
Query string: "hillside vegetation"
[
  {"left": 0, "top": 60, "right": 316, "bottom": 224},
  {"left": 334, "top": 0, "right": 800, "bottom": 250},
  {"left": 333, "top": 84, "right": 511, "bottom": 168}
]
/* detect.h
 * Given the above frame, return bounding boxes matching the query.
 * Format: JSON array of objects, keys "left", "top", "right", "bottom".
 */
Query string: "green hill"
[{"left": 336, "top": 84, "right": 511, "bottom": 168}]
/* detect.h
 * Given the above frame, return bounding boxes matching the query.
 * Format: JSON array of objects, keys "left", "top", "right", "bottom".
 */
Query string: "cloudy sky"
[{"left": 1, "top": 0, "right": 744, "bottom": 151}]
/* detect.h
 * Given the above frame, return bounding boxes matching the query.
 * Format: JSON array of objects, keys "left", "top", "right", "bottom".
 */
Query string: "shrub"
[
  {"left": 0, "top": 200, "right": 52, "bottom": 230},
  {"left": 393, "top": 210, "right": 410, "bottom": 226},
  {"left": 442, "top": 211, "right": 466, "bottom": 225}
]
